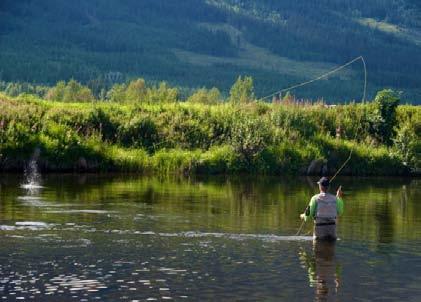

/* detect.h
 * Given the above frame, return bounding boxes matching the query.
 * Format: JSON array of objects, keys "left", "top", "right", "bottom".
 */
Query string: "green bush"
[
  {"left": 187, "top": 87, "right": 222, "bottom": 104},
  {"left": 146, "top": 82, "right": 179, "bottom": 103},
  {"left": 393, "top": 114, "right": 421, "bottom": 171},
  {"left": 46, "top": 80, "right": 94, "bottom": 102},
  {"left": 198, "top": 145, "right": 242, "bottom": 174},
  {"left": 0, "top": 90, "right": 418, "bottom": 175},
  {"left": 117, "top": 115, "right": 159, "bottom": 151},
  {"left": 367, "top": 89, "right": 400, "bottom": 145},
  {"left": 230, "top": 114, "right": 272, "bottom": 164},
  {"left": 151, "top": 149, "right": 200, "bottom": 174},
  {"left": 229, "top": 76, "right": 255, "bottom": 104}
]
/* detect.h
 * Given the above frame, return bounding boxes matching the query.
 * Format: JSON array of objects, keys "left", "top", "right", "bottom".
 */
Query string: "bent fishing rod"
[{"left": 293, "top": 56, "right": 367, "bottom": 236}]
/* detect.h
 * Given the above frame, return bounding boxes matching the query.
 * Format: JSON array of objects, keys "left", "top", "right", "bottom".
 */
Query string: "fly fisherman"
[{"left": 300, "top": 177, "right": 344, "bottom": 240}]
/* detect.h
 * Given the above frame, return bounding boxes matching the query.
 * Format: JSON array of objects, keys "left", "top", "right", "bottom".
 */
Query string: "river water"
[{"left": 0, "top": 174, "right": 420, "bottom": 301}]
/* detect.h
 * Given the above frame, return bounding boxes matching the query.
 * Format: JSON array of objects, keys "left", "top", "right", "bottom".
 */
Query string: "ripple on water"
[
  {"left": 15, "top": 222, "right": 49, "bottom": 227},
  {"left": 50, "top": 275, "right": 107, "bottom": 293},
  {"left": 0, "top": 222, "right": 54, "bottom": 232},
  {"left": 17, "top": 196, "right": 85, "bottom": 208},
  {"left": 158, "top": 231, "right": 314, "bottom": 242},
  {"left": 16, "top": 196, "right": 44, "bottom": 205},
  {"left": 20, "top": 184, "right": 44, "bottom": 190},
  {"left": 45, "top": 210, "right": 115, "bottom": 214}
]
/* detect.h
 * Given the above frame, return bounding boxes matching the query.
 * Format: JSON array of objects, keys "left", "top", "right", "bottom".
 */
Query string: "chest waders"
[{"left": 314, "top": 193, "right": 337, "bottom": 240}]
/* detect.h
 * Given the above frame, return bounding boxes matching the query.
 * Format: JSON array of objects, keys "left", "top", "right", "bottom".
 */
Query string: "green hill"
[{"left": 1, "top": 0, "right": 421, "bottom": 103}]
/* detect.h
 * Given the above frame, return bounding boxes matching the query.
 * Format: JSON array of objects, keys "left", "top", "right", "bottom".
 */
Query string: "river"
[{"left": 0, "top": 174, "right": 420, "bottom": 301}]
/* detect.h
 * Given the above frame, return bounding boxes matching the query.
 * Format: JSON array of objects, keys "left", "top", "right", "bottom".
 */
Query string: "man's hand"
[
  {"left": 300, "top": 213, "right": 305, "bottom": 220},
  {"left": 336, "top": 186, "right": 343, "bottom": 198}
]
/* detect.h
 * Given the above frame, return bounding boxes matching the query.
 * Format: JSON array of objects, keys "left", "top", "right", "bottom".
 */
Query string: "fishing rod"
[{"left": 294, "top": 56, "right": 367, "bottom": 236}]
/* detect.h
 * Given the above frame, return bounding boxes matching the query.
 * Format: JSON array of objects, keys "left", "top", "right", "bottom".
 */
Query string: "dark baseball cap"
[{"left": 317, "top": 177, "right": 330, "bottom": 187}]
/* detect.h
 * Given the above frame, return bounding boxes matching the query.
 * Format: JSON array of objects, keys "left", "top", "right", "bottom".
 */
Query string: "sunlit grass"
[{"left": 0, "top": 93, "right": 419, "bottom": 175}]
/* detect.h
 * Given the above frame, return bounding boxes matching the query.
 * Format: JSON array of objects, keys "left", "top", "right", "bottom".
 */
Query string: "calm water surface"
[{"left": 0, "top": 174, "right": 420, "bottom": 301}]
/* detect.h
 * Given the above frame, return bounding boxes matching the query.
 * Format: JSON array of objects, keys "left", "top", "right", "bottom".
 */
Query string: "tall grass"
[{"left": 0, "top": 93, "right": 419, "bottom": 175}]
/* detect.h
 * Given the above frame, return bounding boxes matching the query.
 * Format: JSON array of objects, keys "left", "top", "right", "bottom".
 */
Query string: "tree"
[
  {"left": 62, "top": 79, "right": 94, "bottom": 102},
  {"left": 146, "top": 82, "right": 178, "bottom": 103},
  {"left": 46, "top": 81, "right": 66, "bottom": 101},
  {"left": 126, "top": 78, "right": 147, "bottom": 102},
  {"left": 187, "top": 87, "right": 221, "bottom": 104},
  {"left": 229, "top": 76, "right": 255, "bottom": 104},
  {"left": 106, "top": 83, "right": 127, "bottom": 102},
  {"left": 367, "top": 89, "right": 400, "bottom": 145},
  {"left": 46, "top": 80, "right": 94, "bottom": 102}
]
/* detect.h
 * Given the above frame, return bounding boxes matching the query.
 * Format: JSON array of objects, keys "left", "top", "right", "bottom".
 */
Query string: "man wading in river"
[{"left": 300, "top": 177, "right": 344, "bottom": 240}]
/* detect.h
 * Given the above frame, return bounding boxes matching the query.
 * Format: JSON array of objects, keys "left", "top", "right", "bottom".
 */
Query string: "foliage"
[
  {"left": 229, "top": 76, "right": 255, "bottom": 104},
  {"left": 106, "top": 83, "right": 128, "bottom": 102},
  {"left": 187, "top": 88, "right": 222, "bottom": 104},
  {"left": 117, "top": 115, "right": 160, "bottom": 151},
  {"left": 0, "top": 90, "right": 419, "bottom": 175},
  {"left": 393, "top": 112, "right": 421, "bottom": 171},
  {"left": 230, "top": 113, "right": 271, "bottom": 164},
  {"left": 146, "top": 82, "right": 179, "bottom": 103},
  {"left": 46, "top": 80, "right": 94, "bottom": 102},
  {"left": 367, "top": 89, "right": 400, "bottom": 145},
  {"left": 105, "top": 78, "right": 148, "bottom": 103},
  {"left": 0, "top": 81, "right": 49, "bottom": 98},
  {"left": 126, "top": 79, "right": 147, "bottom": 102}
]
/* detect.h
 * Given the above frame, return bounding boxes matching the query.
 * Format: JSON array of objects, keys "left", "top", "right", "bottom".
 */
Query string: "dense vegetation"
[
  {"left": 1, "top": 0, "right": 421, "bottom": 102},
  {"left": 0, "top": 79, "right": 419, "bottom": 175}
]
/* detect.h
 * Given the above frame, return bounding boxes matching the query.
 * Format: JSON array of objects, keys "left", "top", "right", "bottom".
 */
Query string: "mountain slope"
[{"left": 0, "top": 0, "right": 421, "bottom": 102}]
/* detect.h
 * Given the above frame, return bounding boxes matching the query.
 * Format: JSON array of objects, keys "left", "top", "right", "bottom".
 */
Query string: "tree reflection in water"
[{"left": 299, "top": 240, "right": 341, "bottom": 302}]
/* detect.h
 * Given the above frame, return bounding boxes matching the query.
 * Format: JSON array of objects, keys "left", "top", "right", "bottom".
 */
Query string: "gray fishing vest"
[{"left": 315, "top": 193, "right": 337, "bottom": 222}]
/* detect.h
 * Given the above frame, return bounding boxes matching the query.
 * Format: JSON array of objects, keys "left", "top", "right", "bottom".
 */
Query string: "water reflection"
[
  {"left": 0, "top": 174, "right": 420, "bottom": 301},
  {"left": 0, "top": 175, "right": 420, "bottom": 241},
  {"left": 299, "top": 241, "right": 341, "bottom": 302}
]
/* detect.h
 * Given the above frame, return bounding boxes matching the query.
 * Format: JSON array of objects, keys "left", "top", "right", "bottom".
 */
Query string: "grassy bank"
[{"left": 0, "top": 93, "right": 419, "bottom": 175}]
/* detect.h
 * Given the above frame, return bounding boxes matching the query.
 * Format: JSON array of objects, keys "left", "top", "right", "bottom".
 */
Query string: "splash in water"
[{"left": 21, "top": 148, "right": 44, "bottom": 191}]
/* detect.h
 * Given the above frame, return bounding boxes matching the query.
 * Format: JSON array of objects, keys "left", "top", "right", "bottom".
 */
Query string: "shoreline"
[{"left": 0, "top": 154, "right": 418, "bottom": 176}]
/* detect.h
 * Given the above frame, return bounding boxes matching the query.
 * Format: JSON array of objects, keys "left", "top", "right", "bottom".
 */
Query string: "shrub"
[
  {"left": 146, "top": 82, "right": 179, "bottom": 103},
  {"left": 393, "top": 116, "right": 421, "bottom": 171},
  {"left": 126, "top": 78, "right": 147, "bottom": 102},
  {"left": 230, "top": 114, "right": 272, "bottom": 164},
  {"left": 367, "top": 89, "right": 400, "bottom": 145},
  {"left": 118, "top": 115, "right": 159, "bottom": 151},
  {"left": 187, "top": 87, "right": 221, "bottom": 104},
  {"left": 102, "top": 145, "right": 149, "bottom": 172},
  {"left": 151, "top": 149, "right": 200, "bottom": 174},
  {"left": 0, "top": 91, "right": 419, "bottom": 175},
  {"left": 106, "top": 83, "right": 127, "bottom": 102},
  {"left": 229, "top": 76, "right": 255, "bottom": 104},
  {"left": 86, "top": 107, "right": 119, "bottom": 142},
  {"left": 197, "top": 145, "right": 241, "bottom": 174},
  {"left": 46, "top": 80, "right": 94, "bottom": 102}
]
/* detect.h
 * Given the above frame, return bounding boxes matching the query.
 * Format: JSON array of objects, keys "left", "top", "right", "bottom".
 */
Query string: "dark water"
[{"left": 0, "top": 174, "right": 420, "bottom": 302}]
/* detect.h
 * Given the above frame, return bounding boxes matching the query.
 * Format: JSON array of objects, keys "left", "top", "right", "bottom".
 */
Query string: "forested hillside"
[{"left": 1, "top": 0, "right": 421, "bottom": 103}]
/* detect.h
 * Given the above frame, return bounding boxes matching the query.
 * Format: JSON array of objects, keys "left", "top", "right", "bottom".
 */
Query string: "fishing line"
[
  {"left": 291, "top": 56, "right": 367, "bottom": 236},
  {"left": 259, "top": 56, "right": 367, "bottom": 102},
  {"left": 328, "top": 56, "right": 367, "bottom": 183}
]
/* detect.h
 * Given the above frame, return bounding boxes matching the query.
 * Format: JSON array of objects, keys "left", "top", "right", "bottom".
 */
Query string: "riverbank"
[{"left": 0, "top": 93, "right": 419, "bottom": 175}]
